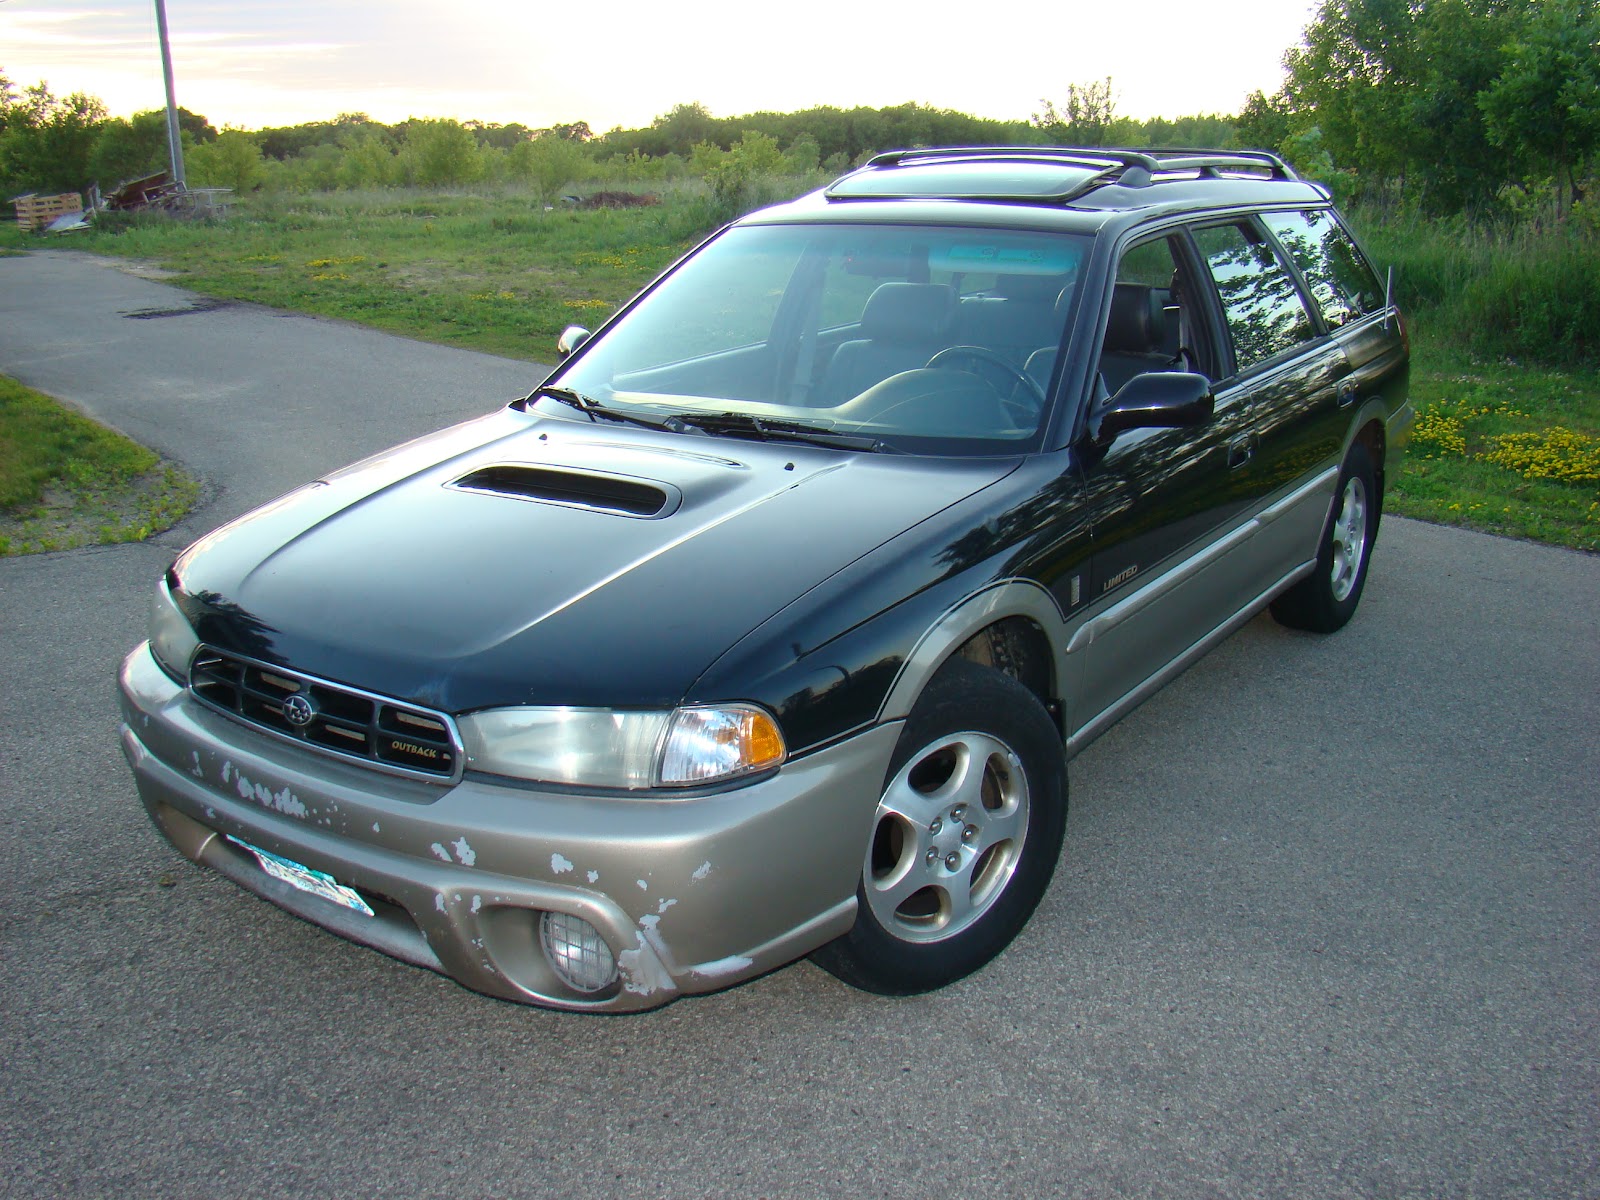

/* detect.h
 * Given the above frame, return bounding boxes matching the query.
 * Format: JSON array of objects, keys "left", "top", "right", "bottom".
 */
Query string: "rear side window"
[
  {"left": 1260, "top": 209, "right": 1385, "bottom": 328},
  {"left": 1192, "top": 221, "right": 1316, "bottom": 373}
]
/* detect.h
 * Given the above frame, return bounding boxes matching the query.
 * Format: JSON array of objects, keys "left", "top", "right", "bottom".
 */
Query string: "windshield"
[{"left": 550, "top": 223, "right": 1089, "bottom": 455}]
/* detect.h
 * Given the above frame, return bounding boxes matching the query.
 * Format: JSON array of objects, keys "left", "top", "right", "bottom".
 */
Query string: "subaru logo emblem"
[{"left": 282, "top": 694, "right": 316, "bottom": 728}]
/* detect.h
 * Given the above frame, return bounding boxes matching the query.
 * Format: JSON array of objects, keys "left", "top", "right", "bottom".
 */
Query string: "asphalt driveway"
[{"left": 1, "top": 250, "right": 1595, "bottom": 1199}]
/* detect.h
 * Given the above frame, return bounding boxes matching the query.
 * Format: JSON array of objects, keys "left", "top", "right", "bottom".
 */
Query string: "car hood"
[{"left": 172, "top": 405, "right": 1019, "bottom": 713}]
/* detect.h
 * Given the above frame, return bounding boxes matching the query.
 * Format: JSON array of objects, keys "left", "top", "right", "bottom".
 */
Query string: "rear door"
[{"left": 1186, "top": 217, "right": 1347, "bottom": 595}]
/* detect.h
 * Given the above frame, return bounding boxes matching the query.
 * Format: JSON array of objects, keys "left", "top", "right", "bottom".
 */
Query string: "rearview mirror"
[
  {"left": 1095, "top": 372, "right": 1214, "bottom": 441},
  {"left": 556, "top": 325, "right": 592, "bottom": 360}
]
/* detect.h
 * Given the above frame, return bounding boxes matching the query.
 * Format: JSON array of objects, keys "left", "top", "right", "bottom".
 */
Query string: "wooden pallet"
[{"left": 12, "top": 192, "right": 84, "bottom": 232}]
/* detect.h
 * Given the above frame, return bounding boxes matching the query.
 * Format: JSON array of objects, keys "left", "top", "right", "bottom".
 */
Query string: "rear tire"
[
  {"left": 1271, "top": 442, "right": 1378, "bottom": 634},
  {"left": 811, "top": 659, "right": 1066, "bottom": 995}
]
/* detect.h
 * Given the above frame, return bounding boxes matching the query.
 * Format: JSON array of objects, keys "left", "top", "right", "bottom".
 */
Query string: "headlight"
[
  {"left": 458, "top": 703, "right": 785, "bottom": 790},
  {"left": 149, "top": 580, "right": 199, "bottom": 681}
]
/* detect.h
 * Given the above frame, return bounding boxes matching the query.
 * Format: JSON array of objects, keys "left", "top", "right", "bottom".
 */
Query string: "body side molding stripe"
[{"left": 1065, "top": 559, "right": 1316, "bottom": 756}]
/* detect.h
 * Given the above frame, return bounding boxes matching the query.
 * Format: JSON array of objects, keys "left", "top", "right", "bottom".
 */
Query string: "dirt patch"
[
  {"left": 117, "top": 261, "right": 183, "bottom": 280},
  {"left": 21, "top": 249, "right": 184, "bottom": 279},
  {"left": 0, "top": 462, "right": 200, "bottom": 556},
  {"left": 578, "top": 191, "right": 660, "bottom": 209}
]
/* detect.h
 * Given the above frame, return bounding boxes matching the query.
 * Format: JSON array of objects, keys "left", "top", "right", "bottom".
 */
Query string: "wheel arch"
[
  {"left": 1345, "top": 406, "right": 1388, "bottom": 513},
  {"left": 878, "top": 579, "right": 1067, "bottom": 734}
]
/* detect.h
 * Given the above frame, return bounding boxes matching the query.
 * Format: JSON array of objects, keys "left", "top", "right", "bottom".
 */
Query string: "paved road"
[{"left": 1, "top": 251, "right": 1596, "bottom": 1199}]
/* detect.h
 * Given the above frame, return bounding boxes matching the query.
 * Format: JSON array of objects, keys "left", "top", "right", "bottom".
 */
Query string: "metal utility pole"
[{"left": 154, "top": 0, "right": 186, "bottom": 187}]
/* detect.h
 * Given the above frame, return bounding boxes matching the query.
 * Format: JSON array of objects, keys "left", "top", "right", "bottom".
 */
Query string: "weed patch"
[
  {"left": 1360, "top": 211, "right": 1600, "bottom": 369},
  {"left": 1388, "top": 357, "right": 1600, "bottom": 551},
  {"left": 0, "top": 375, "right": 200, "bottom": 556}
]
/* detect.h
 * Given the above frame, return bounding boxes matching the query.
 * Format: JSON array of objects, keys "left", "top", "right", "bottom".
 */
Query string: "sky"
[{"left": 1, "top": 0, "right": 1318, "bottom": 133}]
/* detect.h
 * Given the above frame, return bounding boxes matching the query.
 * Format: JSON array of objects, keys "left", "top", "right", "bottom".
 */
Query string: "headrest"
[
  {"left": 860, "top": 282, "right": 955, "bottom": 343},
  {"left": 995, "top": 274, "right": 1068, "bottom": 302},
  {"left": 1103, "top": 282, "right": 1166, "bottom": 354}
]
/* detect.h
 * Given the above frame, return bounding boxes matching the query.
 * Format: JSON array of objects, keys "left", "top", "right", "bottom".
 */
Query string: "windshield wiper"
[
  {"left": 533, "top": 385, "right": 674, "bottom": 432},
  {"left": 670, "top": 412, "right": 887, "bottom": 452}
]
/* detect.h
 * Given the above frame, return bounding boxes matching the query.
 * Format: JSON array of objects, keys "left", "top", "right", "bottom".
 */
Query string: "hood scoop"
[{"left": 449, "top": 463, "right": 680, "bottom": 518}]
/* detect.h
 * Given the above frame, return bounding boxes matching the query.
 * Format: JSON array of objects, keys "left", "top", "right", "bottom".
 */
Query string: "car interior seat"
[
  {"left": 1097, "top": 282, "right": 1171, "bottom": 395},
  {"left": 821, "top": 282, "right": 956, "bottom": 404},
  {"left": 954, "top": 274, "right": 1070, "bottom": 368}
]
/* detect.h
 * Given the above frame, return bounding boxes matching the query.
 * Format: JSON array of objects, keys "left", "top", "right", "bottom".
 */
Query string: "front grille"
[{"left": 189, "top": 647, "right": 462, "bottom": 781}]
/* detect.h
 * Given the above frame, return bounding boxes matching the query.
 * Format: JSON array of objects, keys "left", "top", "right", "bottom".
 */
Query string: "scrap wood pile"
[
  {"left": 9, "top": 173, "right": 233, "bottom": 234},
  {"left": 10, "top": 191, "right": 84, "bottom": 233}
]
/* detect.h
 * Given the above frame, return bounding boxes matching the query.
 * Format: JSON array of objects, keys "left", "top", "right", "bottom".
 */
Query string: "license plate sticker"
[{"left": 228, "top": 836, "right": 375, "bottom": 917}]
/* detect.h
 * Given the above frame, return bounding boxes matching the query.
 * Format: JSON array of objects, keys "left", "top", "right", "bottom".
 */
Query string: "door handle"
[
  {"left": 1228, "top": 434, "right": 1255, "bottom": 469},
  {"left": 1338, "top": 380, "right": 1358, "bottom": 408}
]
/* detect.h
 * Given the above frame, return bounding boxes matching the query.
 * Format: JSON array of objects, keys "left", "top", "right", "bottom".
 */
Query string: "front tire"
[
  {"left": 811, "top": 659, "right": 1066, "bottom": 995},
  {"left": 1271, "top": 442, "right": 1379, "bottom": 633}
]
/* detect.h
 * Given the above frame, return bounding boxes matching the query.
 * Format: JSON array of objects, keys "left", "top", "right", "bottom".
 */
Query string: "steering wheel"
[{"left": 924, "top": 346, "right": 1048, "bottom": 420}]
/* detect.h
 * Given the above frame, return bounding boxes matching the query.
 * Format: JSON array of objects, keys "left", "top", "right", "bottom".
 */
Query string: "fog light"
[{"left": 539, "top": 911, "right": 617, "bottom": 994}]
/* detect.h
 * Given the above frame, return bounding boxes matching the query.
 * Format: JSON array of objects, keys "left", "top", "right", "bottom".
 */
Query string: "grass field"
[
  {"left": 3, "top": 188, "right": 697, "bottom": 360},
  {"left": 0, "top": 374, "right": 199, "bottom": 556},
  {"left": 3, "top": 183, "right": 1595, "bottom": 552}
]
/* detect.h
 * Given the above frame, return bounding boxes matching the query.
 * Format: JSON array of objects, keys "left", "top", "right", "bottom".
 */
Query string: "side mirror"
[
  {"left": 1095, "top": 372, "right": 1214, "bottom": 441},
  {"left": 556, "top": 325, "right": 592, "bottom": 360}
]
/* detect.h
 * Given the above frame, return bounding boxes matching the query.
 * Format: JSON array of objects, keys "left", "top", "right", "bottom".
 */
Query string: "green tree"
[
  {"left": 1283, "top": 0, "right": 1420, "bottom": 185},
  {"left": 337, "top": 125, "right": 397, "bottom": 189},
  {"left": 465, "top": 120, "right": 535, "bottom": 151},
  {"left": 1279, "top": 125, "right": 1341, "bottom": 191},
  {"left": 784, "top": 132, "right": 821, "bottom": 174},
  {"left": 510, "top": 132, "right": 588, "bottom": 203},
  {"left": 1033, "top": 78, "right": 1118, "bottom": 146},
  {"left": 1235, "top": 89, "right": 1294, "bottom": 152},
  {"left": 1270, "top": 0, "right": 1597, "bottom": 210},
  {"left": 1479, "top": 0, "right": 1600, "bottom": 212},
  {"left": 0, "top": 68, "right": 19, "bottom": 136},
  {"left": 88, "top": 110, "right": 169, "bottom": 186},
  {"left": 544, "top": 121, "right": 593, "bottom": 143},
  {"left": 288, "top": 143, "right": 344, "bottom": 192},
  {"left": 636, "top": 102, "right": 721, "bottom": 157},
  {"left": 0, "top": 80, "right": 106, "bottom": 194},
  {"left": 187, "top": 129, "right": 265, "bottom": 193},
  {"left": 1405, "top": 0, "right": 1522, "bottom": 208},
  {"left": 1140, "top": 113, "right": 1238, "bottom": 148},
  {"left": 691, "top": 130, "right": 786, "bottom": 222},
  {"left": 397, "top": 118, "right": 481, "bottom": 186}
]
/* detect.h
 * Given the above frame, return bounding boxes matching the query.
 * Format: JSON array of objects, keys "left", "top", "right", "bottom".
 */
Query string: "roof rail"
[
  {"left": 835, "top": 145, "right": 1300, "bottom": 204},
  {"left": 1131, "top": 147, "right": 1300, "bottom": 181},
  {"left": 864, "top": 146, "right": 1160, "bottom": 172}
]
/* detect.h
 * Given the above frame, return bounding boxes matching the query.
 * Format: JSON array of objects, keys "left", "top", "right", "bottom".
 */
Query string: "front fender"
[{"left": 690, "top": 454, "right": 1090, "bottom": 756}]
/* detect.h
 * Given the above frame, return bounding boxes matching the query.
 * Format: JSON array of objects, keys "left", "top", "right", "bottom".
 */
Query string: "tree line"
[{"left": 4, "top": 0, "right": 1597, "bottom": 218}]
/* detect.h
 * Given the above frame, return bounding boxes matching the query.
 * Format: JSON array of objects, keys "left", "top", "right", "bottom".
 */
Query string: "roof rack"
[
  {"left": 864, "top": 145, "right": 1160, "bottom": 170},
  {"left": 828, "top": 146, "right": 1299, "bottom": 204}
]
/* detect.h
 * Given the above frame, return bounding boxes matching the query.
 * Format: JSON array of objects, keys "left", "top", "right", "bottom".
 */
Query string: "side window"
[
  {"left": 1260, "top": 209, "right": 1384, "bottom": 328},
  {"left": 1326, "top": 220, "right": 1385, "bottom": 317},
  {"left": 1097, "top": 235, "right": 1220, "bottom": 386},
  {"left": 1192, "top": 221, "right": 1316, "bottom": 373},
  {"left": 1117, "top": 239, "right": 1179, "bottom": 288}
]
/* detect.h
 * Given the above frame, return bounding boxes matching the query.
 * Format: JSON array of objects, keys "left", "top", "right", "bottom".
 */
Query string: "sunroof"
[{"left": 826, "top": 160, "right": 1105, "bottom": 202}]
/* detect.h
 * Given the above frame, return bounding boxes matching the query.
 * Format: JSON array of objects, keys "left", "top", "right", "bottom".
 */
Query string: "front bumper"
[{"left": 118, "top": 643, "right": 899, "bottom": 1011}]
